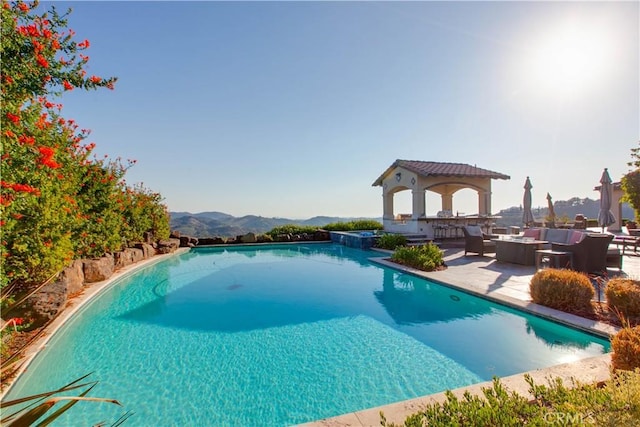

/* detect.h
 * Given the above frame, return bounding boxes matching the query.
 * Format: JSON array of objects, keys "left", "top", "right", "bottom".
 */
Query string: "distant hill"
[
  {"left": 170, "top": 212, "right": 382, "bottom": 237},
  {"left": 494, "top": 197, "right": 634, "bottom": 227},
  {"left": 171, "top": 198, "right": 633, "bottom": 237}
]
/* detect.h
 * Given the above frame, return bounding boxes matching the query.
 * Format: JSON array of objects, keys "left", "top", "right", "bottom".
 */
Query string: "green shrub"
[
  {"left": 349, "top": 219, "right": 383, "bottom": 230},
  {"left": 375, "top": 234, "right": 407, "bottom": 250},
  {"left": 266, "top": 224, "right": 318, "bottom": 237},
  {"left": 381, "top": 370, "right": 640, "bottom": 427},
  {"left": 529, "top": 269, "right": 594, "bottom": 312},
  {"left": 606, "top": 278, "right": 640, "bottom": 320},
  {"left": 390, "top": 243, "right": 444, "bottom": 272},
  {"left": 322, "top": 220, "right": 383, "bottom": 231},
  {"left": 612, "top": 326, "right": 640, "bottom": 371}
]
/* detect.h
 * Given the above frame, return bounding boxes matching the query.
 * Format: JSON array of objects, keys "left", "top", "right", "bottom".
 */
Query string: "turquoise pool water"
[{"left": 6, "top": 244, "right": 609, "bottom": 426}]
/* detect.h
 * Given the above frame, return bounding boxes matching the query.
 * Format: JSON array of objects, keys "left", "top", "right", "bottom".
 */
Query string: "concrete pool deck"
[{"left": 301, "top": 246, "right": 639, "bottom": 427}]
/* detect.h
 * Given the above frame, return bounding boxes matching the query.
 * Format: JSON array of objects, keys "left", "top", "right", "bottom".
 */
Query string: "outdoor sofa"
[
  {"left": 551, "top": 233, "right": 614, "bottom": 274},
  {"left": 504, "top": 228, "right": 621, "bottom": 272}
]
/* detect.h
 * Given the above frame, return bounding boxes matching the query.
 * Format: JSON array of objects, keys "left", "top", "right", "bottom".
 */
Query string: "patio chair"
[
  {"left": 462, "top": 225, "right": 496, "bottom": 257},
  {"left": 551, "top": 233, "right": 614, "bottom": 274}
]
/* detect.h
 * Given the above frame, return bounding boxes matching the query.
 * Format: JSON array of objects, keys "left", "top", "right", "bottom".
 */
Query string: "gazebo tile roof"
[{"left": 372, "top": 159, "right": 510, "bottom": 186}]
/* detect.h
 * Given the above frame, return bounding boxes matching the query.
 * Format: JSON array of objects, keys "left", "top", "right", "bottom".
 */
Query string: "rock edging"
[{"left": 27, "top": 240, "right": 179, "bottom": 324}]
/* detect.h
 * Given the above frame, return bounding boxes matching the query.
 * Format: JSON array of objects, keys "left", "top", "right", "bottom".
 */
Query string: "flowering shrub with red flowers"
[{"left": 1, "top": 1, "right": 169, "bottom": 294}]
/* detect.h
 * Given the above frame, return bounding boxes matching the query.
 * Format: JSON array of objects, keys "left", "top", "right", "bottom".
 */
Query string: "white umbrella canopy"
[
  {"left": 598, "top": 168, "right": 616, "bottom": 232},
  {"left": 522, "top": 177, "right": 534, "bottom": 227}
]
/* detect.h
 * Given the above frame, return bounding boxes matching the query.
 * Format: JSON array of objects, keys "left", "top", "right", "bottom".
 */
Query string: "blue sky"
[{"left": 48, "top": 1, "right": 638, "bottom": 218}]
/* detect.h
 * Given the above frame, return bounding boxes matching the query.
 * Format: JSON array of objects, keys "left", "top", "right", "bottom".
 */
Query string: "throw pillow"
[
  {"left": 569, "top": 230, "right": 584, "bottom": 245},
  {"left": 523, "top": 228, "right": 541, "bottom": 239}
]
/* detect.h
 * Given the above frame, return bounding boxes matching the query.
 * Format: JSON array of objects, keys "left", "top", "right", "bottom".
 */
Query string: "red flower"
[
  {"left": 36, "top": 55, "right": 49, "bottom": 68},
  {"left": 18, "top": 3, "right": 28, "bottom": 11},
  {"left": 39, "top": 146, "right": 55, "bottom": 157},
  {"left": 11, "top": 183, "right": 39, "bottom": 194},
  {"left": 63, "top": 80, "right": 74, "bottom": 91},
  {"left": 77, "top": 39, "right": 90, "bottom": 48},
  {"left": 6, "top": 112, "right": 20, "bottom": 124},
  {"left": 18, "top": 135, "right": 35, "bottom": 145},
  {"left": 42, "top": 158, "right": 61, "bottom": 169},
  {"left": 90, "top": 75, "right": 101, "bottom": 83},
  {"left": 38, "top": 146, "right": 61, "bottom": 169}
]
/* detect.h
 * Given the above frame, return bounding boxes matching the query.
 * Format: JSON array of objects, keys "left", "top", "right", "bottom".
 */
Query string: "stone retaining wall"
[{"left": 27, "top": 241, "right": 176, "bottom": 324}]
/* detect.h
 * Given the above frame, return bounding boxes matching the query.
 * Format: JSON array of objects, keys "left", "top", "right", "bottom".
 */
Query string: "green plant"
[
  {"left": 375, "top": 233, "right": 407, "bottom": 250},
  {"left": 529, "top": 269, "right": 594, "bottom": 312},
  {"left": 322, "top": 220, "right": 383, "bottom": 231},
  {"left": 611, "top": 325, "right": 640, "bottom": 371},
  {"left": 1, "top": 1, "right": 168, "bottom": 296},
  {"left": 0, "top": 373, "right": 130, "bottom": 426},
  {"left": 622, "top": 142, "right": 640, "bottom": 221},
  {"left": 381, "top": 370, "right": 640, "bottom": 427},
  {"left": 606, "top": 278, "right": 640, "bottom": 320},
  {"left": 266, "top": 224, "right": 318, "bottom": 237},
  {"left": 390, "top": 243, "right": 444, "bottom": 272}
]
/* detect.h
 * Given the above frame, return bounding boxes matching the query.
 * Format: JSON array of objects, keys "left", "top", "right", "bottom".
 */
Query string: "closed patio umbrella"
[
  {"left": 522, "top": 177, "right": 534, "bottom": 227},
  {"left": 546, "top": 193, "right": 556, "bottom": 226},
  {"left": 598, "top": 168, "right": 616, "bottom": 232}
]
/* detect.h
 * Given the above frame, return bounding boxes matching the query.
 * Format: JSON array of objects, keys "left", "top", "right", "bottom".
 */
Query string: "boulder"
[
  {"left": 83, "top": 254, "right": 114, "bottom": 283},
  {"left": 314, "top": 230, "right": 330, "bottom": 241},
  {"left": 197, "top": 237, "right": 225, "bottom": 245},
  {"left": 128, "top": 247, "right": 144, "bottom": 263},
  {"left": 179, "top": 236, "right": 197, "bottom": 248},
  {"left": 157, "top": 238, "right": 180, "bottom": 254},
  {"left": 134, "top": 242, "right": 156, "bottom": 259},
  {"left": 114, "top": 250, "right": 134, "bottom": 269},
  {"left": 113, "top": 247, "right": 149, "bottom": 269},
  {"left": 27, "top": 260, "right": 84, "bottom": 322},
  {"left": 142, "top": 231, "right": 154, "bottom": 245},
  {"left": 170, "top": 230, "right": 181, "bottom": 239},
  {"left": 240, "top": 233, "right": 257, "bottom": 243}
]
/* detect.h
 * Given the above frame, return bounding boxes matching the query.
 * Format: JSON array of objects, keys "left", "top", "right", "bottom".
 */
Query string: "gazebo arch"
[{"left": 372, "top": 159, "right": 510, "bottom": 235}]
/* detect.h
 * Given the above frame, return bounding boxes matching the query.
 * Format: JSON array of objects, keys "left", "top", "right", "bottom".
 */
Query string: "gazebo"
[{"left": 372, "top": 160, "right": 510, "bottom": 236}]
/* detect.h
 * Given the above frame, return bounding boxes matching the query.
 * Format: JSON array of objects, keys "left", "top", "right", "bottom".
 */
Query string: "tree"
[
  {"left": 621, "top": 141, "right": 640, "bottom": 221},
  {"left": 1, "top": 0, "right": 169, "bottom": 293}
]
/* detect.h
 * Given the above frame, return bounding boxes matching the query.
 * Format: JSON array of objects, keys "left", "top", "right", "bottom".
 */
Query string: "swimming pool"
[{"left": 6, "top": 244, "right": 609, "bottom": 426}]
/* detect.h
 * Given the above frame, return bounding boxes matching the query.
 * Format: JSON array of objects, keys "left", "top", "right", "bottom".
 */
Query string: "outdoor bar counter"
[{"left": 415, "top": 215, "right": 501, "bottom": 238}]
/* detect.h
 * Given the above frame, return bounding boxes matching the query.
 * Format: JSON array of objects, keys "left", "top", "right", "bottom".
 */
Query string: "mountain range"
[
  {"left": 170, "top": 197, "right": 634, "bottom": 238},
  {"left": 170, "top": 211, "right": 381, "bottom": 237}
]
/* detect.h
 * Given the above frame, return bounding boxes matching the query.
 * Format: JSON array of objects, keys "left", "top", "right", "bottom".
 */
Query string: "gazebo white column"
[
  {"left": 478, "top": 190, "right": 491, "bottom": 215},
  {"left": 441, "top": 194, "right": 453, "bottom": 212},
  {"left": 412, "top": 189, "right": 425, "bottom": 219},
  {"left": 610, "top": 187, "right": 623, "bottom": 232},
  {"left": 382, "top": 191, "right": 394, "bottom": 220}
]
